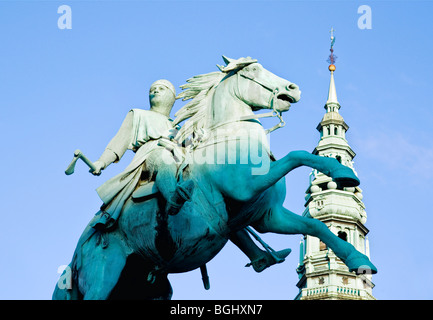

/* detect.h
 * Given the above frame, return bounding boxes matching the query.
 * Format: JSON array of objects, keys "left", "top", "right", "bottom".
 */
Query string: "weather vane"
[{"left": 327, "top": 27, "right": 337, "bottom": 71}]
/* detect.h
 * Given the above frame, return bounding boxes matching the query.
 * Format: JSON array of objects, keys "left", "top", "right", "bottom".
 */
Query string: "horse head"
[
  {"left": 217, "top": 55, "right": 301, "bottom": 113},
  {"left": 174, "top": 56, "right": 302, "bottom": 143}
]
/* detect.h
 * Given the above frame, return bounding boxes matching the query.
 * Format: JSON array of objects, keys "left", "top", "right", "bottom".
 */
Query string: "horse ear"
[
  {"left": 218, "top": 56, "right": 257, "bottom": 73},
  {"left": 222, "top": 55, "right": 234, "bottom": 65}
]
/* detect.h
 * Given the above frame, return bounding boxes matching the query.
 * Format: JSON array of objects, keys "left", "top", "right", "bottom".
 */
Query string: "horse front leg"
[
  {"left": 241, "top": 150, "right": 359, "bottom": 201},
  {"left": 253, "top": 205, "right": 377, "bottom": 274},
  {"left": 285, "top": 150, "right": 360, "bottom": 186}
]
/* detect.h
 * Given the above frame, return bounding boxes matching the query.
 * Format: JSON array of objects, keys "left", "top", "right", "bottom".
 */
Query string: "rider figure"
[
  {"left": 89, "top": 79, "right": 290, "bottom": 272},
  {"left": 90, "top": 79, "right": 191, "bottom": 230}
]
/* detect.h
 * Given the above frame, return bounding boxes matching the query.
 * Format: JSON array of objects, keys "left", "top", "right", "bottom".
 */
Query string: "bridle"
[
  {"left": 237, "top": 72, "right": 286, "bottom": 134},
  {"left": 205, "top": 70, "right": 287, "bottom": 134}
]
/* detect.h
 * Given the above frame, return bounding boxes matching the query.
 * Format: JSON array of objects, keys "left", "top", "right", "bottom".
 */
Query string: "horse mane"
[{"left": 173, "top": 71, "right": 226, "bottom": 143}]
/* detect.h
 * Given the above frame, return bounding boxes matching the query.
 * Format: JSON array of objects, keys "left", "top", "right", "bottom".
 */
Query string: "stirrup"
[
  {"left": 166, "top": 180, "right": 195, "bottom": 215},
  {"left": 176, "top": 180, "right": 194, "bottom": 201}
]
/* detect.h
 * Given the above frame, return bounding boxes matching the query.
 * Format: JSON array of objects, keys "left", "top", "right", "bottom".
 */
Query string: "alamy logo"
[
  {"left": 57, "top": 265, "right": 72, "bottom": 289},
  {"left": 58, "top": 5, "right": 72, "bottom": 30},
  {"left": 159, "top": 128, "right": 272, "bottom": 176},
  {"left": 358, "top": 5, "right": 372, "bottom": 30}
]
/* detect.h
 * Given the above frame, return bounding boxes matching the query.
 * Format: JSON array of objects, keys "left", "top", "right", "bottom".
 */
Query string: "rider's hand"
[
  {"left": 91, "top": 160, "right": 106, "bottom": 176},
  {"left": 167, "top": 128, "right": 179, "bottom": 140}
]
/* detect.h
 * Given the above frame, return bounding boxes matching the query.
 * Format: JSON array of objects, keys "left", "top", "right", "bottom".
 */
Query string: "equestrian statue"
[{"left": 53, "top": 56, "right": 377, "bottom": 300}]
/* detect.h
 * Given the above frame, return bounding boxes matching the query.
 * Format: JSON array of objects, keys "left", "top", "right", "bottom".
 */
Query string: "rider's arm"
[{"left": 93, "top": 111, "right": 134, "bottom": 174}]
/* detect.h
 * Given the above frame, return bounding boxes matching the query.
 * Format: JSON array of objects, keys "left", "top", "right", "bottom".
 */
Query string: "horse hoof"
[
  {"left": 272, "top": 248, "right": 292, "bottom": 263},
  {"left": 331, "top": 167, "right": 360, "bottom": 187},
  {"left": 345, "top": 252, "right": 377, "bottom": 275}
]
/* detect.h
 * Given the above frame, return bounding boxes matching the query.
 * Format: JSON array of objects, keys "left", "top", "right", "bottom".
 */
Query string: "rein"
[{"left": 237, "top": 72, "right": 286, "bottom": 134}]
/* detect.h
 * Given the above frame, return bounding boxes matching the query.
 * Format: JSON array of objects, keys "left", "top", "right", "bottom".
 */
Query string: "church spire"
[
  {"left": 294, "top": 29, "right": 375, "bottom": 300},
  {"left": 327, "top": 68, "right": 339, "bottom": 105},
  {"left": 326, "top": 28, "right": 340, "bottom": 111}
]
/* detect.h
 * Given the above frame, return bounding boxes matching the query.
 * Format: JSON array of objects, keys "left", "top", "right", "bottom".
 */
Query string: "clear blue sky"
[{"left": 1, "top": 0, "right": 432, "bottom": 300}]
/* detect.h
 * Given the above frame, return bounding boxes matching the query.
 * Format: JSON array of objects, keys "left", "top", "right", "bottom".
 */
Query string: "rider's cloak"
[{"left": 95, "top": 108, "right": 176, "bottom": 223}]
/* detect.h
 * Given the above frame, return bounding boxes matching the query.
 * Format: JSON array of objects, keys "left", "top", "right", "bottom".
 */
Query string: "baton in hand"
[{"left": 65, "top": 149, "right": 96, "bottom": 175}]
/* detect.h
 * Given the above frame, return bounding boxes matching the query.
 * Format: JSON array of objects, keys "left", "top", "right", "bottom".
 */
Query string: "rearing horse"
[{"left": 53, "top": 56, "right": 377, "bottom": 300}]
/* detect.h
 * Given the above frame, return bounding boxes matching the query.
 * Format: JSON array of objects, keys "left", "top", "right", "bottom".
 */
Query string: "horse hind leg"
[
  {"left": 230, "top": 229, "right": 291, "bottom": 273},
  {"left": 253, "top": 205, "right": 377, "bottom": 274}
]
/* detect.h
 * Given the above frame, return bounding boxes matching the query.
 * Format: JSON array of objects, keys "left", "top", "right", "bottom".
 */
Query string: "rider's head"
[{"left": 149, "top": 79, "right": 176, "bottom": 117}]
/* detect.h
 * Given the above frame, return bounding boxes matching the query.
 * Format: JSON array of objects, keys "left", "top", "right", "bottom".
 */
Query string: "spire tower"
[
  {"left": 326, "top": 68, "right": 340, "bottom": 108},
  {"left": 294, "top": 30, "right": 375, "bottom": 300}
]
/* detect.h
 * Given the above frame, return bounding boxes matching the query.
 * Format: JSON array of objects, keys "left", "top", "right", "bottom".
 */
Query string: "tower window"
[
  {"left": 336, "top": 155, "right": 342, "bottom": 163},
  {"left": 334, "top": 127, "right": 338, "bottom": 135},
  {"left": 338, "top": 231, "right": 347, "bottom": 242}
]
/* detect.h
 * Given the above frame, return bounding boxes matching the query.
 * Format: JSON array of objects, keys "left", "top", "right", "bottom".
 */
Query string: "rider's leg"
[
  {"left": 154, "top": 157, "right": 177, "bottom": 202},
  {"left": 253, "top": 204, "right": 377, "bottom": 274},
  {"left": 230, "top": 229, "right": 291, "bottom": 273},
  {"left": 154, "top": 149, "right": 193, "bottom": 215}
]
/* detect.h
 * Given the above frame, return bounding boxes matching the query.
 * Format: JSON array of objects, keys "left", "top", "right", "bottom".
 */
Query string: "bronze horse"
[{"left": 53, "top": 56, "right": 376, "bottom": 300}]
